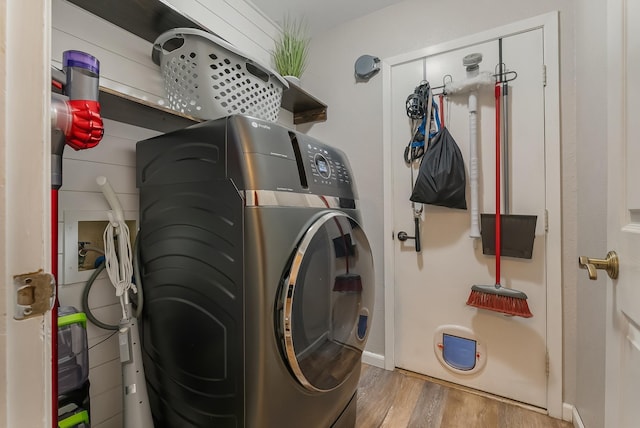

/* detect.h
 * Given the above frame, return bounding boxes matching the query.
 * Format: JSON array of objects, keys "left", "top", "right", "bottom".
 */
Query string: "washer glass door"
[{"left": 278, "top": 211, "right": 374, "bottom": 392}]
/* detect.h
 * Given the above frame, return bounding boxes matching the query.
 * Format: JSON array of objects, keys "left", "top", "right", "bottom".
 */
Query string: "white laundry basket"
[{"left": 152, "top": 28, "right": 288, "bottom": 122}]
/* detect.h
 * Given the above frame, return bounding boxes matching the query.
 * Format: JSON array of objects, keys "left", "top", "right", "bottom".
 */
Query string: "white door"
[
  {"left": 390, "top": 28, "right": 551, "bottom": 407},
  {"left": 603, "top": 0, "right": 640, "bottom": 426}
]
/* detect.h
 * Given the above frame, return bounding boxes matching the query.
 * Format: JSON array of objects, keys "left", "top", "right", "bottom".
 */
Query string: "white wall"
[
  {"left": 52, "top": 1, "right": 280, "bottom": 426},
  {"left": 57, "top": 119, "right": 160, "bottom": 428},
  {"left": 301, "top": 0, "right": 577, "bottom": 406},
  {"left": 163, "top": 0, "right": 279, "bottom": 67}
]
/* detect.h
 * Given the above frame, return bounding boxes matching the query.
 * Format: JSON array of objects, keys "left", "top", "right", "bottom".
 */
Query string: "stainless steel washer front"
[{"left": 279, "top": 211, "right": 374, "bottom": 392}]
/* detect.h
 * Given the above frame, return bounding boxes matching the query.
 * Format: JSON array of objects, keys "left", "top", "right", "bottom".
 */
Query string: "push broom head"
[{"left": 466, "top": 285, "right": 533, "bottom": 318}]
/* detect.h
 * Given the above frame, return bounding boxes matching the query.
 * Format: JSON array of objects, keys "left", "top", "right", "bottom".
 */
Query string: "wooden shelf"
[
  {"left": 281, "top": 80, "right": 328, "bottom": 125},
  {"left": 99, "top": 87, "right": 201, "bottom": 133},
  {"left": 68, "top": 0, "right": 328, "bottom": 125},
  {"left": 67, "top": 0, "right": 208, "bottom": 44}
]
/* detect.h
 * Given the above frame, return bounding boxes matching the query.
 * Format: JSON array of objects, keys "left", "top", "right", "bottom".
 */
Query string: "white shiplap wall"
[
  {"left": 52, "top": 1, "right": 280, "bottom": 426},
  {"left": 52, "top": 0, "right": 281, "bottom": 110},
  {"left": 163, "top": 0, "right": 280, "bottom": 66},
  {"left": 57, "top": 119, "right": 159, "bottom": 428}
]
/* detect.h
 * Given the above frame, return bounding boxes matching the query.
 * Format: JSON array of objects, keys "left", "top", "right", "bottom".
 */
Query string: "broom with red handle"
[{"left": 466, "top": 83, "right": 532, "bottom": 318}]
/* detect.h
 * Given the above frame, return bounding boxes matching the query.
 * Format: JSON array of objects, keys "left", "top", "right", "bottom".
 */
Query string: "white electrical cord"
[
  {"left": 97, "top": 176, "right": 137, "bottom": 319},
  {"left": 103, "top": 216, "right": 135, "bottom": 318}
]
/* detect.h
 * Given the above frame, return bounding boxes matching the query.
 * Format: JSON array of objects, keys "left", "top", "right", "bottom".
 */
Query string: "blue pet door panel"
[
  {"left": 442, "top": 335, "right": 476, "bottom": 370},
  {"left": 433, "top": 325, "right": 487, "bottom": 375}
]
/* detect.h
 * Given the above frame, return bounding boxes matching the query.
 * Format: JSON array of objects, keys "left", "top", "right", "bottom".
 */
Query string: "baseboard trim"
[
  {"left": 572, "top": 406, "right": 585, "bottom": 428},
  {"left": 562, "top": 403, "right": 574, "bottom": 422},
  {"left": 362, "top": 351, "right": 385, "bottom": 368}
]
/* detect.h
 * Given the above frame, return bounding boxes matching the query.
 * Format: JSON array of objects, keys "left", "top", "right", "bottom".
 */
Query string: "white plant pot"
[{"left": 284, "top": 75, "right": 301, "bottom": 87}]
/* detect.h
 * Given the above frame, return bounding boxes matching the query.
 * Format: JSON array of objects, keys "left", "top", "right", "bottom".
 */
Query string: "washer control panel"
[{"left": 306, "top": 143, "right": 351, "bottom": 188}]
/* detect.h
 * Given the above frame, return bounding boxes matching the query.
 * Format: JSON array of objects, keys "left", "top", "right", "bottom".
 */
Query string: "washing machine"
[{"left": 136, "top": 114, "right": 375, "bottom": 428}]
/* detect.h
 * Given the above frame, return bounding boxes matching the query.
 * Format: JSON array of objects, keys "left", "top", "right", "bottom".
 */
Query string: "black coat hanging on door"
[{"left": 410, "top": 127, "right": 467, "bottom": 210}]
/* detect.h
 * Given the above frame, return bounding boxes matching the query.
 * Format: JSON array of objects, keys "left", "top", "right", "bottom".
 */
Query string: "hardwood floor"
[{"left": 355, "top": 365, "right": 571, "bottom": 428}]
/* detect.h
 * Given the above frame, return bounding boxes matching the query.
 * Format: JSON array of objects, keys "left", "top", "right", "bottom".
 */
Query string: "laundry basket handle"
[
  {"left": 152, "top": 28, "right": 197, "bottom": 66},
  {"left": 151, "top": 41, "right": 166, "bottom": 66},
  {"left": 151, "top": 27, "right": 288, "bottom": 89}
]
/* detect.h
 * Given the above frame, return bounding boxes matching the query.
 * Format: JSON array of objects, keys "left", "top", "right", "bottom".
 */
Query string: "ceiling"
[{"left": 248, "top": 0, "right": 407, "bottom": 35}]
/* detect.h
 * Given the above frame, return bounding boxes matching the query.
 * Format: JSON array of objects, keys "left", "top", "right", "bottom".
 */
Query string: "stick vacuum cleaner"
[
  {"left": 51, "top": 50, "right": 104, "bottom": 428},
  {"left": 51, "top": 50, "right": 153, "bottom": 427}
]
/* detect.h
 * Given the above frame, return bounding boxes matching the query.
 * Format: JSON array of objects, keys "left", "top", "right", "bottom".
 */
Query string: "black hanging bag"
[{"left": 410, "top": 127, "right": 467, "bottom": 209}]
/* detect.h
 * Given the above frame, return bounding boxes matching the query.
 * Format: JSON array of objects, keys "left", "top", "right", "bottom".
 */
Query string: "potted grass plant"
[{"left": 272, "top": 17, "right": 309, "bottom": 86}]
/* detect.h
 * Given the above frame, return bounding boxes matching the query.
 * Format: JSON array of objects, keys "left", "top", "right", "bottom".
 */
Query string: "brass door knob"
[{"left": 578, "top": 251, "right": 619, "bottom": 280}]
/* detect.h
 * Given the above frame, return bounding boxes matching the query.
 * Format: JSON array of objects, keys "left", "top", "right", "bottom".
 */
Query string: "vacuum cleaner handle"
[{"left": 97, "top": 176, "right": 125, "bottom": 224}]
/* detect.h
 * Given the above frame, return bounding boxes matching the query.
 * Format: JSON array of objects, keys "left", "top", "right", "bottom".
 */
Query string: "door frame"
[
  {"left": 380, "top": 12, "right": 562, "bottom": 418},
  {"left": 1, "top": 0, "right": 52, "bottom": 426},
  {"left": 604, "top": 0, "right": 637, "bottom": 426}
]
